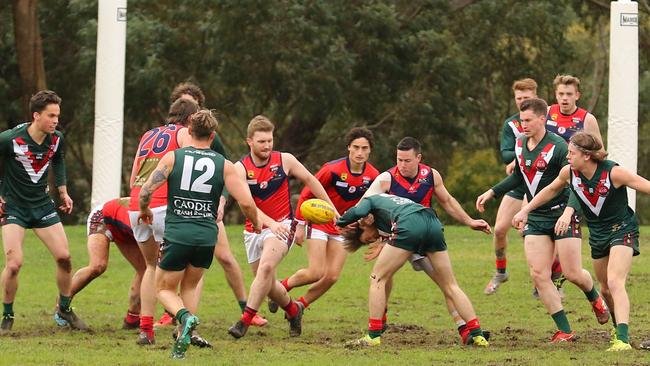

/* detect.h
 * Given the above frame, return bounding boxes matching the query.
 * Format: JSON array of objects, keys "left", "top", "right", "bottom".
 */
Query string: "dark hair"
[
  {"left": 170, "top": 82, "right": 205, "bottom": 107},
  {"left": 396, "top": 137, "right": 421, "bottom": 154},
  {"left": 341, "top": 226, "right": 365, "bottom": 253},
  {"left": 168, "top": 98, "right": 199, "bottom": 126},
  {"left": 519, "top": 98, "right": 548, "bottom": 117},
  {"left": 190, "top": 110, "right": 218, "bottom": 140},
  {"left": 30, "top": 90, "right": 61, "bottom": 114},
  {"left": 570, "top": 131, "right": 608, "bottom": 162},
  {"left": 345, "top": 127, "right": 374, "bottom": 149}
]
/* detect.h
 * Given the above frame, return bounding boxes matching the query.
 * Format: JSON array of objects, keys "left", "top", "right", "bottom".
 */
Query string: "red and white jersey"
[
  {"left": 296, "top": 157, "right": 379, "bottom": 235},
  {"left": 89, "top": 197, "right": 136, "bottom": 245},
  {"left": 387, "top": 164, "right": 435, "bottom": 207},
  {"left": 241, "top": 151, "right": 291, "bottom": 232},
  {"left": 546, "top": 104, "right": 588, "bottom": 142},
  {"left": 129, "top": 124, "right": 183, "bottom": 211}
]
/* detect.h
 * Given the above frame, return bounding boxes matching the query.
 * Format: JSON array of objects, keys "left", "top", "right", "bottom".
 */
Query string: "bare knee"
[
  {"left": 89, "top": 262, "right": 108, "bottom": 278},
  {"left": 529, "top": 268, "right": 551, "bottom": 287},
  {"left": 494, "top": 223, "right": 509, "bottom": 241},
  {"left": 4, "top": 260, "right": 22, "bottom": 277},
  {"left": 561, "top": 268, "right": 582, "bottom": 284},
  {"left": 257, "top": 262, "right": 275, "bottom": 279},
  {"left": 607, "top": 277, "right": 625, "bottom": 294},
  {"left": 323, "top": 272, "right": 340, "bottom": 286},
  {"left": 56, "top": 255, "right": 72, "bottom": 273}
]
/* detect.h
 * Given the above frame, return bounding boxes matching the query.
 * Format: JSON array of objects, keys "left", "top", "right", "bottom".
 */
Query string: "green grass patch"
[{"left": 2, "top": 225, "right": 650, "bottom": 365}]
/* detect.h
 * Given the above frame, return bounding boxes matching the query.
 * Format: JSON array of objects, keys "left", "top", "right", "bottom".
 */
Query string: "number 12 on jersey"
[{"left": 180, "top": 155, "right": 215, "bottom": 193}]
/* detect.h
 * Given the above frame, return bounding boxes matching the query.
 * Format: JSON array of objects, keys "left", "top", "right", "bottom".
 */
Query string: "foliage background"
[{"left": 0, "top": 0, "right": 649, "bottom": 223}]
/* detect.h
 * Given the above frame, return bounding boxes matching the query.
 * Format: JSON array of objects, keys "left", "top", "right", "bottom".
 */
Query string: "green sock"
[
  {"left": 368, "top": 329, "right": 382, "bottom": 339},
  {"left": 238, "top": 300, "right": 247, "bottom": 313},
  {"left": 59, "top": 295, "right": 72, "bottom": 312},
  {"left": 551, "top": 310, "right": 572, "bottom": 333},
  {"left": 583, "top": 286, "right": 599, "bottom": 302},
  {"left": 175, "top": 308, "right": 190, "bottom": 324},
  {"left": 616, "top": 323, "right": 629, "bottom": 343},
  {"left": 3, "top": 302, "right": 13, "bottom": 316}
]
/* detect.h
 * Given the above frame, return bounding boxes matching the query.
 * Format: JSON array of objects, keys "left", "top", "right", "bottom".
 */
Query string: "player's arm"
[
  {"left": 432, "top": 169, "right": 491, "bottom": 234},
  {"left": 52, "top": 133, "right": 73, "bottom": 214},
  {"left": 513, "top": 165, "right": 571, "bottom": 227},
  {"left": 138, "top": 151, "right": 174, "bottom": 224},
  {"left": 584, "top": 113, "right": 603, "bottom": 146},
  {"left": 336, "top": 197, "right": 372, "bottom": 227},
  {"left": 177, "top": 126, "right": 191, "bottom": 147},
  {"left": 283, "top": 152, "right": 339, "bottom": 217},
  {"left": 295, "top": 165, "right": 330, "bottom": 222},
  {"left": 476, "top": 164, "right": 522, "bottom": 212},
  {"left": 361, "top": 171, "right": 391, "bottom": 199},
  {"left": 611, "top": 165, "right": 650, "bottom": 194},
  {"left": 500, "top": 121, "right": 516, "bottom": 165},
  {"left": 224, "top": 160, "right": 260, "bottom": 233}
]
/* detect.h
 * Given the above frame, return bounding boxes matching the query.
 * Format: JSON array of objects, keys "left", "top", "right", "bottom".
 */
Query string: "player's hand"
[
  {"left": 294, "top": 223, "right": 306, "bottom": 246},
  {"left": 363, "top": 241, "right": 385, "bottom": 261},
  {"left": 59, "top": 193, "right": 73, "bottom": 214},
  {"left": 511, "top": 210, "right": 528, "bottom": 230},
  {"left": 269, "top": 221, "right": 290, "bottom": 241},
  {"left": 554, "top": 211, "right": 573, "bottom": 236},
  {"left": 137, "top": 208, "right": 153, "bottom": 225},
  {"left": 475, "top": 190, "right": 495, "bottom": 213},
  {"left": 0, "top": 196, "right": 5, "bottom": 216},
  {"left": 469, "top": 219, "right": 492, "bottom": 234},
  {"left": 505, "top": 161, "right": 516, "bottom": 175}
]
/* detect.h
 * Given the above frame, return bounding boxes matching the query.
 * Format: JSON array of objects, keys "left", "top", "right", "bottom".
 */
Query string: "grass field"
[{"left": 2, "top": 225, "right": 650, "bottom": 365}]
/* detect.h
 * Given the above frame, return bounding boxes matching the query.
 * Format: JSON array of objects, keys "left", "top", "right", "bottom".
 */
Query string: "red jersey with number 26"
[
  {"left": 387, "top": 164, "right": 435, "bottom": 207},
  {"left": 241, "top": 151, "right": 291, "bottom": 232},
  {"left": 129, "top": 124, "right": 183, "bottom": 210},
  {"left": 296, "top": 157, "right": 379, "bottom": 235}
]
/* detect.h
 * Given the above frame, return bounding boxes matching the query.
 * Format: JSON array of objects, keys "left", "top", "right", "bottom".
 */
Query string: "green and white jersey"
[
  {"left": 500, "top": 113, "right": 525, "bottom": 164},
  {"left": 0, "top": 123, "right": 66, "bottom": 207},
  {"left": 569, "top": 160, "right": 638, "bottom": 241},
  {"left": 336, "top": 193, "right": 429, "bottom": 235},
  {"left": 164, "top": 147, "right": 225, "bottom": 246},
  {"left": 492, "top": 131, "right": 569, "bottom": 220}
]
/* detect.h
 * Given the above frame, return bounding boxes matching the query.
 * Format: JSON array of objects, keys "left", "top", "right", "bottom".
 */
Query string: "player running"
[
  {"left": 278, "top": 127, "right": 379, "bottom": 311},
  {"left": 513, "top": 131, "right": 647, "bottom": 352},
  {"left": 227, "top": 115, "right": 338, "bottom": 339},
  {"left": 484, "top": 78, "right": 537, "bottom": 294},
  {"left": 337, "top": 193, "right": 490, "bottom": 348},
  {"left": 138, "top": 110, "right": 260, "bottom": 358},
  {"left": 0, "top": 90, "right": 87, "bottom": 332},
  {"left": 477, "top": 98, "right": 609, "bottom": 344}
]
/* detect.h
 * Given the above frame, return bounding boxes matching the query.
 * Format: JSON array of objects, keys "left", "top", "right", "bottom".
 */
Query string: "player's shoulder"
[
  {"left": 364, "top": 161, "right": 380, "bottom": 176},
  {"left": 503, "top": 112, "right": 520, "bottom": 124},
  {"left": 53, "top": 129, "right": 65, "bottom": 139},
  {"left": 546, "top": 131, "right": 568, "bottom": 145}
]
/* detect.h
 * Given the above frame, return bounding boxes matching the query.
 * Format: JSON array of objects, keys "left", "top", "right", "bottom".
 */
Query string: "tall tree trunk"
[{"left": 12, "top": 0, "right": 46, "bottom": 120}]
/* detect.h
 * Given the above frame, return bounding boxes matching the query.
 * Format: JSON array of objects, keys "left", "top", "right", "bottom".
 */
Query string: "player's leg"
[
  {"left": 136, "top": 237, "right": 160, "bottom": 342},
  {"left": 299, "top": 238, "right": 347, "bottom": 307},
  {"left": 70, "top": 234, "right": 110, "bottom": 297},
  {"left": 485, "top": 195, "right": 520, "bottom": 294},
  {"left": 606, "top": 245, "right": 634, "bottom": 350},
  {"left": 1, "top": 224, "right": 26, "bottom": 331},
  {"left": 524, "top": 235, "right": 572, "bottom": 341},
  {"left": 115, "top": 240, "right": 146, "bottom": 328},
  {"left": 213, "top": 222, "right": 248, "bottom": 312},
  {"left": 283, "top": 235, "right": 328, "bottom": 290},
  {"left": 556, "top": 237, "right": 608, "bottom": 324}
]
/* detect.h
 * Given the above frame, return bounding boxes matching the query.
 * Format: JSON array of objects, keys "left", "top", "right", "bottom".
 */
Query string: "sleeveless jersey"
[
  {"left": 493, "top": 132, "right": 569, "bottom": 220},
  {"left": 164, "top": 147, "right": 225, "bottom": 246},
  {"left": 500, "top": 113, "right": 525, "bottom": 164},
  {"left": 546, "top": 104, "right": 588, "bottom": 142},
  {"left": 241, "top": 151, "right": 291, "bottom": 232},
  {"left": 129, "top": 124, "right": 183, "bottom": 211},
  {"left": 569, "top": 160, "right": 638, "bottom": 242},
  {"left": 296, "top": 157, "right": 379, "bottom": 235},
  {"left": 0, "top": 123, "right": 66, "bottom": 207},
  {"left": 100, "top": 198, "right": 136, "bottom": 245},
  {"left": 387, "top": 164, "right": 435, "bottom": 208}
]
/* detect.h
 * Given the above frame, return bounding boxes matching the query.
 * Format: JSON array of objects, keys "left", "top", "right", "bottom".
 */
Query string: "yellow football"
[{"left": 300, "top": 198, "right": 336, "bottom": 225}]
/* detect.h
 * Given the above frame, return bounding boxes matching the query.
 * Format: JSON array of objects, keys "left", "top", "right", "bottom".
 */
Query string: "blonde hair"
[
  {"left": 570, "top": 131, "right": 608, "bottom": 162},
  {"left": 512, "top": 78, "right": 538, "bottom": 93},
  {"left": 553, "top": 74, "right": 581, "bottom": 92},
  {"left": 247, "top": 115, "right": 274, "bottom": 138},
  {"left": 190, "top": 110, "right": 218, "bottom": 140}
]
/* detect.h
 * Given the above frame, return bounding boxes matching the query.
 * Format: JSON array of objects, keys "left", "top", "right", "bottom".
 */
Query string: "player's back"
[
  {"left": 129, "top": 124, "right": 183, "bottom": 211},
  {"left": 102, "top": 197, "right": 136, "bottom": 245}
]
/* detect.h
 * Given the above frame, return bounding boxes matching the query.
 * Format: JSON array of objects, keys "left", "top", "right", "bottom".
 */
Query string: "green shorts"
[
  {"left": 388, "top": 209, "right": 447, "bottom": 255},
  {"left": 158, "top": 240, "right": 215, "bottom": 271},
  {"left": 1, "top": 201, "right": 60, "bottom": 229},
  {"left": 589, "top": 228, "right": 640, "bottom": 260},
  {"left": 505, "top": 186, "right": 526, "bottom": 200},
  {"left": 523, "top": 213, "right": 582, "bottom": 241}
]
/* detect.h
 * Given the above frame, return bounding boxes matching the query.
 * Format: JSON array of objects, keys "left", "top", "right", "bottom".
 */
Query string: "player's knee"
[
  {"left": 89, "top": 262, "right": 108, "bottom": 277},
  {"left": 561, "top": 268, "right": 581, "bottom": 284},
  {"left": 323, "top": 272, "right": 340, "bottom": 285},
  {"left": 529, "top": 268, "right": 550, "bottom": 285},
  {"left": 4, "top": 260, "right": 22, "bottom": 277},
  {"left": 493, "top": 223, "right": 509, "bottom": 240},
  {"left": 257, "top": 262, "right": 275, "bottom": 278},
  {"left": 607, "top": 277, "right": 625, "bottom": 294},
  {"left": 56, "top": 255, "right": 72, "bottom": 273}
]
